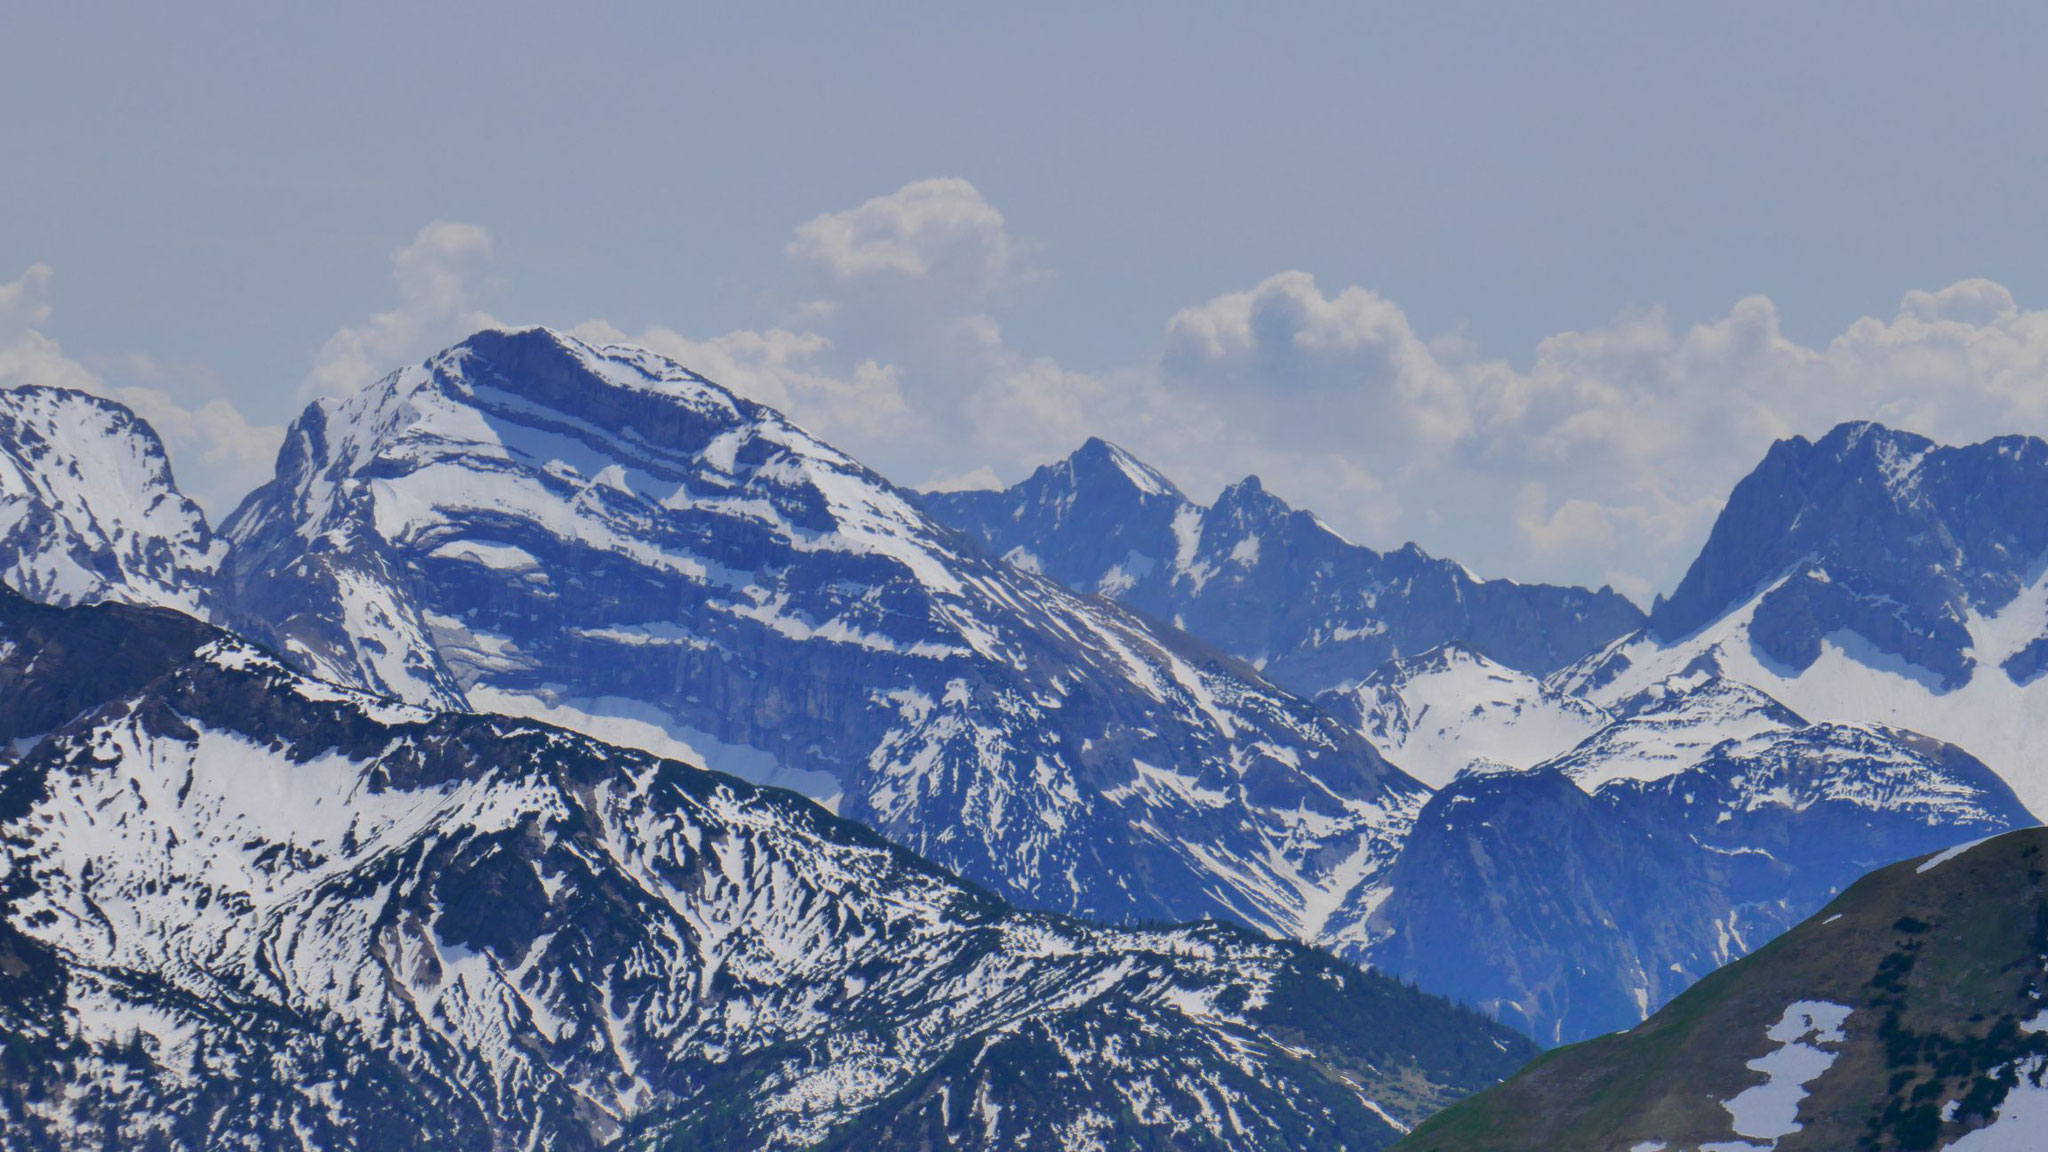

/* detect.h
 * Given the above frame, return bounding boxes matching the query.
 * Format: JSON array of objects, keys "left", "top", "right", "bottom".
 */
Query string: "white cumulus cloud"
[
  {"left": 786, "top": 177, "right": 1031, "bottom": 307},
  {"left": 303, "top": 220, "right": 498, "bottom": 401},
  {"left": 1162, "top": 272, "right": 1473, "bottom": 453}
]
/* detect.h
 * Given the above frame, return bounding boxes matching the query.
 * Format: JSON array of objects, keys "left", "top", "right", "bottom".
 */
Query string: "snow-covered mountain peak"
[
  {"left": 218, "top": 328, "right": 1430, "bottom": 946},
  {"left": 0, "top": 384, "right": 221, "bottom": 617},
  {"left": 1546, "top": 673, "right": 1805, "bottom": 790},
  {"left": 426, "top": 327, "right": 948, "bottom": 579},
  {"left": 1450, "top": 756, "right": 1525, "bottom": 782},
  {"left": 1609, "top": 668, "right": 1804, "bottom": 727},
  {"left": 1559, "top": 421, "right": 2048, "bottom": 815},
  {"left": 1213, "top": 472, "right": 1275, "bottom": 508},
  {"left": 917, "top": 436, "right": 1194, "bottom": 590},
  {"left": 295, "top": 326, "right": 863, "bottom": 503},
  {"left": 222, "top": 325, "right": 981, "bottom": 699},
  {"left": 1650, "top": 421, "right": 2048, "bottom": 655},
  {"left": 1209, "top": 474, "right": 1317, "bottom": 542},
  {"left": 1318, "top": 642, "right": 1611, "bottom": 788},
  {"left": 1818, "top": 417, "right": 1936, "bottom": 477}
]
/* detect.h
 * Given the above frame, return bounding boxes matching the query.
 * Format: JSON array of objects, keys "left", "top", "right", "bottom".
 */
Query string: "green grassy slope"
[{"left": 1397, "top": 827, "right": 2048, "bottom": 1152}]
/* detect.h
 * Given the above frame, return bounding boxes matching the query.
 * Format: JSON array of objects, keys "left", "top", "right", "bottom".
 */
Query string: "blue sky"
[{"left": 5, "top": 2, "right": 2047, "bottom": 599}]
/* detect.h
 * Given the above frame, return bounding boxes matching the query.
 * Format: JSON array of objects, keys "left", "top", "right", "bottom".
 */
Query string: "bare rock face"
[
  {"left": 1561, "top": 421, "right": 2048, "bottom": 818},
  {"left": 1652, "top": 421, "right": 2048, "bottom": 687}
]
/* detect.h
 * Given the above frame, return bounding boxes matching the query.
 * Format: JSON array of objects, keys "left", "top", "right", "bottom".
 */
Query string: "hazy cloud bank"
[
  {"left": 10, "top": 182, "right": 2048, "bottom": 599},
  {"left": 596, "top": 179, "right": 2048, "bottom": 602}
]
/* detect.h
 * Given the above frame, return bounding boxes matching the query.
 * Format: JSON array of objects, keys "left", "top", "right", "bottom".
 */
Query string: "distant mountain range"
[
  {"left": 0, "top": 329, "right": 2040, "bottom": 1069},
  {"left": 923, "top": 436, "right": 1644, "bottom": 695},
  {"left": 928, "top": 415, "right": 2048, "bottom": 1042}
]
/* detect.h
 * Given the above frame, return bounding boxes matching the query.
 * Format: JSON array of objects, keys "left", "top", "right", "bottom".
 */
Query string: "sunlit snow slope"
[{"left": 1317, "top": 643, "right": 1610, "bottom": 787}]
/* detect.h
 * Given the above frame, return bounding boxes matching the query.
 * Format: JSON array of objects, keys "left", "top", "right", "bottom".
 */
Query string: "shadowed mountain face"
[
  {"left": 213, "top": 328, "right": 1428, "bottom": 943},
  {"left": 1652, "top": 421, "right": 2048, "bottom": 686},
  {"left": 1398, "top": 827, "right": 2048, "bottom": 1152},
  {"left": 0, "top": 588, "right": 1536, "bottom": 1150},
  {"left": 1358, "top": 698, "right": 2030, "bottom": 1044},
  {"left": 924, "top": 436, "right": 1645, "bottom": 694}
]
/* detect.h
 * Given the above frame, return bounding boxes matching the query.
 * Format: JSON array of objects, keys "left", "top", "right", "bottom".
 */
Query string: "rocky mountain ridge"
[
  {"left": 0, "top": 587, "right": 1536, "bottom": 1150},
  {"left": 923, "top": 436, "right": 1646, "bottom": 695}
]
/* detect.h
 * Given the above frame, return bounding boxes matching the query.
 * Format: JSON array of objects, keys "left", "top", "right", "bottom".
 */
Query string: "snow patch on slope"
[
  {"left": 1916, "top": 834, "right": 1999, "bottom": 873},
  {"left": 1944, "top": 1057, "right": 2048, "bottom": 1151},
  {"left": 1706, "top": 1001, "right": 1852, "bottom": 1150}
]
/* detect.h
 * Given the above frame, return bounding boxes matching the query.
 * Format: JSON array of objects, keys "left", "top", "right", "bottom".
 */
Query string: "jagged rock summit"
[
  {"left": 924, "top": 437, "right": 1647, "bottom": 694},
  {"left": 1559, "top": 420, "right": 2048, "bottom": 815}
]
